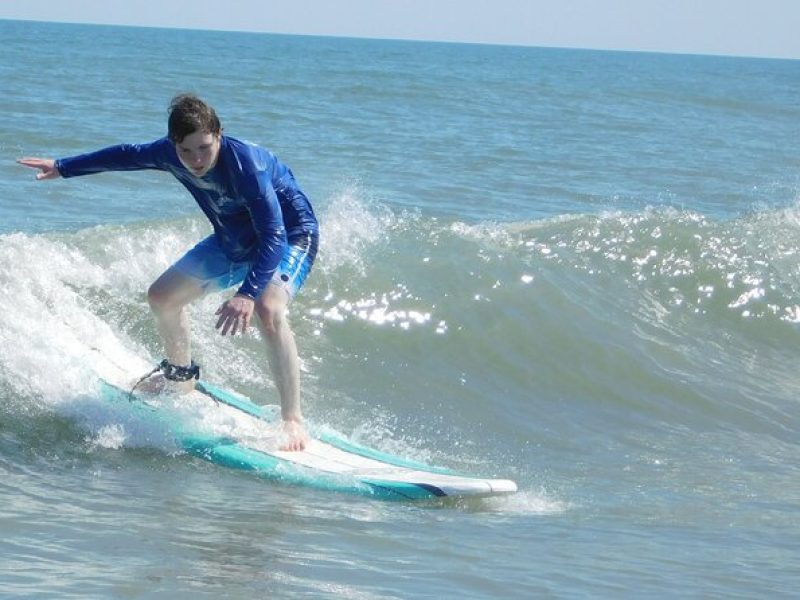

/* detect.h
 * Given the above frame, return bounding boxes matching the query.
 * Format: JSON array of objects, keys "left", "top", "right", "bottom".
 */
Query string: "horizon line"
[{"left": 2, "top": 16, "right": 799, "bottom": 62}]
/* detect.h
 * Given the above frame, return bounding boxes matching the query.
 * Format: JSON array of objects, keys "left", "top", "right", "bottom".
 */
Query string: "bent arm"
[{"left": 237, "top": 182, "right": 286, "bottom": 300}]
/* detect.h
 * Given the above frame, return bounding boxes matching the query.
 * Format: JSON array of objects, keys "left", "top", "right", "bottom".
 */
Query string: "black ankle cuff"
[{"left": 159, "top": 359, "right": 200, "bottom": 382}]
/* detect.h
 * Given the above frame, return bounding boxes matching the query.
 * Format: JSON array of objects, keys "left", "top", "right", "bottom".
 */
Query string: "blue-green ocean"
[{"left": 1, "top": 19, "right": 799, "bottom": 599}]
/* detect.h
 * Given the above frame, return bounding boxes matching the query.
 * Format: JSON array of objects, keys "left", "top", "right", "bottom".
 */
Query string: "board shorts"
[{"left": 172, "top": 232, "right": 318, "bottom": 299}]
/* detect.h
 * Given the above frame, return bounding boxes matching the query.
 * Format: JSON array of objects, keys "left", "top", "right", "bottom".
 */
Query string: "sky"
[{"left": 2, "top": 0, "right": 799, "bottom": 60}]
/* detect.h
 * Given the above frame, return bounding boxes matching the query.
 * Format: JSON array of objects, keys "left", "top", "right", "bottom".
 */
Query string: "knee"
[
  {"left": 148, "top": 281, "right": 181, "bottom": 314},
  {"left": 255, "top": 297, "right": 287, "bottom": 338}
]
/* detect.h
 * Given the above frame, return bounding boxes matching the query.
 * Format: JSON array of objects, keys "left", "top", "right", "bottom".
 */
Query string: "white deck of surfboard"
[
  {"left": 269, "top": 438, "right": 517, "bottom": 495},
  {"left": 191, "top": 388, "right": 518, "bottom": 497}
]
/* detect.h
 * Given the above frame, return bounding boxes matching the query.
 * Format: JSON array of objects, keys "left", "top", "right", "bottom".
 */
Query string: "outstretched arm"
[
  {"left": 19, "top": 140, "right": 174, "bottom": 180},
  {"left": 17, "top": 158, "right": 61, "bottom": 180}
]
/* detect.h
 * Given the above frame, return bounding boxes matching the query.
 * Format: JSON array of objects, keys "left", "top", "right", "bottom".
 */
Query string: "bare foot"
[
  {"left": 279, "top": 419, "right": 310, "bottom": 452},
  {"left": 133, "top": 374, "right": 196, "bottom": 395},
  {"left": 134, "top": 373, "right": 167, "bottom": 394}
]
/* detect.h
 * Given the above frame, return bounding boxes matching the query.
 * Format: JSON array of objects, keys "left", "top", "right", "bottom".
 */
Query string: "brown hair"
[{"left": 167, "top": 94, "right": 222, "bottom": 143}]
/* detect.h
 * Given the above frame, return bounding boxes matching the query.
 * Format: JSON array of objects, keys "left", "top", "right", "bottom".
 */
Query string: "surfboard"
[{"left": 98, "top": 378, "right": 518, "bottom": 501}]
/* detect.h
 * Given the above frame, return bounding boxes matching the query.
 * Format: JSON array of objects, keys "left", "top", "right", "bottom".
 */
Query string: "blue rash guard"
[{"left": 55, "top": 135, "right": 318, "bottom": 299}]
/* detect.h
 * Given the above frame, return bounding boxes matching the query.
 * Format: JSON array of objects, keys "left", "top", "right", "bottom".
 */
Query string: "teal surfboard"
[{"left": 99, "top": 380, "right": 518, "bottom": 501}]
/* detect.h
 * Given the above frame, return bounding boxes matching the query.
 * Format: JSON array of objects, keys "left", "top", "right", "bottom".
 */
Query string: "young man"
[{"left": 18, "top": 94, "right": 319, "bottom": 451}]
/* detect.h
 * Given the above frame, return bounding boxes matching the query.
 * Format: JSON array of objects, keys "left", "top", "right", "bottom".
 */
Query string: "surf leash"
[{"left": 128, "top": 359, "right": 200, "bottom": 401}]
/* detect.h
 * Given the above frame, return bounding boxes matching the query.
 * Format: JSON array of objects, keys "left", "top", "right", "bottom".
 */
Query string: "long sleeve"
[
  {"left": 55, "top": 139, "right": 173, "bottom": 177},
  {"left": 235, "top": 175, "right": 287, "bottom": 299}
]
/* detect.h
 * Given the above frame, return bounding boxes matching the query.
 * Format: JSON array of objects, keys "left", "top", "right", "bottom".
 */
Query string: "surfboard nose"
[{"left": 490, "top": 479, "right": 519, "bottom": 494}]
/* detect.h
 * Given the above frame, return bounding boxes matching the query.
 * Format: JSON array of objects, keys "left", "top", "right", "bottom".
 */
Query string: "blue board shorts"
[{"left": 173, "top": 232, "right": 318, "bottom": 299}]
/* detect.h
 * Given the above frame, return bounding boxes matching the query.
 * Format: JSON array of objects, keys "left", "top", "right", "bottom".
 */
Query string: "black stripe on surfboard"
[
  {"left": 365, "top": 481, "right": 448, "bottom": 499},
  {"left": 414, "top": 483, "right": 448, "bottom": 497}
]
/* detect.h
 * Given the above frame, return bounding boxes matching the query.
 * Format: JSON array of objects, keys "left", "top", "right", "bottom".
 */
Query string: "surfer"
[{"left": 17, "top": 94, "right": 319, "bottom": 451}]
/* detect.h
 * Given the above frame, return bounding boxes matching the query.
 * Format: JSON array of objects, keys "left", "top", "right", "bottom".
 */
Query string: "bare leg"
[
  {"left": 146, "top": 267, "right": 206, "bottom": 392},
  {"left": 254, "top": 284, "right": 308, "bottom": 450}
]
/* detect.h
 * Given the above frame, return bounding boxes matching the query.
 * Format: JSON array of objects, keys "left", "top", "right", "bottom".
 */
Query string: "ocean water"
[{"left": 1, "top": 18, "right": 800, "bottom": 598}]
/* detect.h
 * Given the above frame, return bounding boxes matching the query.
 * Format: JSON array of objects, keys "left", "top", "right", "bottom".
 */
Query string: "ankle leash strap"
[{"left": 128, "top": 359, "right": 201, "bottom": 401}]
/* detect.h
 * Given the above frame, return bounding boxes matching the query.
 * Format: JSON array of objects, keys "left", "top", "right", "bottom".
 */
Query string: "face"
[{"left": 176, "top": 130, "right": 221, "bottom": 177}]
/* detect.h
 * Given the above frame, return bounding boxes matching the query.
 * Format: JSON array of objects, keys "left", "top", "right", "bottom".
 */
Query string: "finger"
[
  {"left": 223, "top": 315, "right": 239, "bottom": 336},
  {"left": 220, "top": 316, "right": 232, "bottom": 336},
  {"left": 19, "top": 158, "right": 49, "bottom": 171},
  {"left": 216, "top": 310, "right": 235, "bottom": 333}
]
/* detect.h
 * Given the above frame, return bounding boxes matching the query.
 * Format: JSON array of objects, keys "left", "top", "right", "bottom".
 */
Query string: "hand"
[
  {"left": 279, "top": 418, "right": 309, "bottom": 452},
  {"left": 215, "top": 294, "right": 254, "bottom": 336},
  {"left": 17, "top": 157, "right": 61, "bottom": 180}
]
